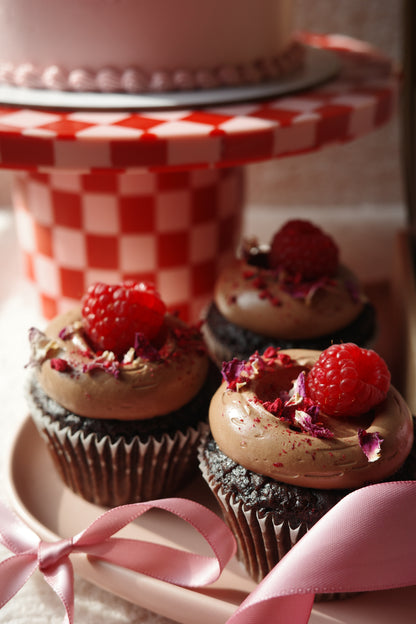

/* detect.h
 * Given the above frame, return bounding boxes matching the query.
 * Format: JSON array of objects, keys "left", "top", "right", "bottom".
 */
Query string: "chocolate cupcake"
[
  {"left": 203, "top": 220, "right": 376, "bottom": 365},
  {"left": 26, "top": 281, "right": 219, "bottom": 507},
  {"left": 199, "top": 345, "right": 415, "bottom": 597}
]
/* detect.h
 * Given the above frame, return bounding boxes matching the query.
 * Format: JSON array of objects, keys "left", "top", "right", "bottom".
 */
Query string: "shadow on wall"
[{"left": 246, "top": 0, "right": 404, "bottom": 208}]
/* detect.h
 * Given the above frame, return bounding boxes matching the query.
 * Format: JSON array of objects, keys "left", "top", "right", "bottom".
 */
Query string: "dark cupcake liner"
[
  {"left": 30, "top": 396, "right": 209, "bottom": 507},
  {"left": 198, "top": 450, "right": 304, "bottom": 581},
  {"left": 198, "top": 446, "right": 355, "bottom": 601}
]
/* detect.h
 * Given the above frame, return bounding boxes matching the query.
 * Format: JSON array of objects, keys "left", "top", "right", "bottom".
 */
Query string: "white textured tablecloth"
[{"left": 0, "top": 206, "right": 176, "bottom": 623}]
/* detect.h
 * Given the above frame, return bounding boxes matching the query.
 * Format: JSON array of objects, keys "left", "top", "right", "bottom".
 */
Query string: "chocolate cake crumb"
[{"left": 201, "top": 427, "right": 416, "bottom": 527}]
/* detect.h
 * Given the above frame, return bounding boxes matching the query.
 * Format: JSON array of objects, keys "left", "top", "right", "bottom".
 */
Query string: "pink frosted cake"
[{"left": 0, "top": 0, "right": 303, "bottom": 93}]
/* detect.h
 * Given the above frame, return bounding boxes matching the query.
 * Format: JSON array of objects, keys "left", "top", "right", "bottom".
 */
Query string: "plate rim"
[
  {"left": 4, "top": 416, "right": 250, "bottom": 624},
  {"left": 5, "top": 416, "right": 416, "bottom": 624}
]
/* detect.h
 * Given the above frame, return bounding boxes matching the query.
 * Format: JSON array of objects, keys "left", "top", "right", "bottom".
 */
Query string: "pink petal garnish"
[
  {"left": 280, "top": 275, "right": 333, "bottom": 300},
  {"left": 346, "top": 278, "right": 360, "bottom": 303},
  {"left": 358, "top": 429, "right": 383, "bottom": 462},
  {"left": 26, "top": 328, "right": 61, "bottom": 368},
  {"left": 247, "top": 352, "right": 266, "bottom": 376},
  {"left": 258, "top": 372, "right": 334, "bottom": 439},
  {"left": 58, "top": 326, "right": 74, "bottom": 340},
  {"left": 82, "top": 354, "right": 120, "bottom": 378},
  {"left": 293, "top": 370, "right": 307, "bottom": 398},
  {"left": 294, "top": 410, "right": 334, "bottom": 439},
  {"left": 221, "top": 358, "right": 246, "bottom": 387}
]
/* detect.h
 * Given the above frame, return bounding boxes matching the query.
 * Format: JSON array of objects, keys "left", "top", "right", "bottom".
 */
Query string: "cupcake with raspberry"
[
  {"left": 199, "top": 344, "right": 415, "bottom": 594},
  {"left": 26, "top": 281, "right": 219, "bottom": 507},
  {"left": 203, "top": 220, "right": 376, "bottom": 365}
]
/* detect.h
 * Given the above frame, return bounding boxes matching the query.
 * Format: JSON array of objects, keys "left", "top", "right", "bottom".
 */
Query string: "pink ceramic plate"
[{"left": 6, "top": 417, "right": 416, "bottom": 624}]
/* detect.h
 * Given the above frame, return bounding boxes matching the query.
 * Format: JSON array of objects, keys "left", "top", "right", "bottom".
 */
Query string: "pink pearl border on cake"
[{"left": 0, "top": 42, "right": 304, "bottom": 93}]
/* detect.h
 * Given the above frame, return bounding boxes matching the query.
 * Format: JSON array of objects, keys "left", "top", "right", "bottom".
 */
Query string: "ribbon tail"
[
  {"left": 0, "top": 501, "right": 40, "bottom": 553},
  {"left": 226, "top": 481, "right": 416, "bottom": 624},
  {"left": 227, "top": 593, "right": 314, "bottom": 624},
  {"left": 83, "top": 537, "right": 226, "bottom": 587},
  {"left": 0, "top": 554, "right": 38, "bottom": 608},
  {"left": 42, "top": 558, "right": 75, "bottom": 624},
  {"left": 74, "top": 497, "right": 236, "bottom": 587}
]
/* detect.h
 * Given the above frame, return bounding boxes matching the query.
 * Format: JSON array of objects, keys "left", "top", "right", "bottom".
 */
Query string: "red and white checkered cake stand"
[{"left": 0, "top": 34, "right": 399, "bottom": 321}]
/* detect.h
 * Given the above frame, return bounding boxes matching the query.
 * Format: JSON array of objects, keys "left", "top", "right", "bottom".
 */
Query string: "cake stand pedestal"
[{"left": 0, "top": 34, "right": 398, "bottom": 321}]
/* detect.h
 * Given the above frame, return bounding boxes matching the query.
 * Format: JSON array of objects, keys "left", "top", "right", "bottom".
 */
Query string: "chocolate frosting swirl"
[
  {"left": 29, "top": 308, "right": 209, "bottom": 421},
  {"left": 215, "top": 260, "right": 367, "bottom": 340},
  {"left": 209, "top": 349, "right": 414, "bottom": 489}
]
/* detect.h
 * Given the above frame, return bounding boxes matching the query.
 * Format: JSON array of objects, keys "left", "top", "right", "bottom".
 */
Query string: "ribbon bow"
[
  {"left": 2, "top": 481, "right": 416, "bottom": 623},
  {"left": 0, "top": 497, "right": 236, "bottom": 623}
]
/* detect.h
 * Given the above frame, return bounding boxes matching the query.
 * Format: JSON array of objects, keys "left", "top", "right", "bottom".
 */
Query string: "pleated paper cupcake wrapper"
[
  {"left": 30, "top": 404, "right": 209, "bottom": 507},
  {"left": 198, "top": 450, "right": 354, "bottom": 601}
]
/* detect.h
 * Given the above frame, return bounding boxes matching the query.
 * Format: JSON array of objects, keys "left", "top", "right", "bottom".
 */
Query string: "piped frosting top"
[
  {"left": 214, "top": 258, "right": 367, "bottom": 340},
  {"left": 28, "top": 308, "right": 209, "bottom": 421},
  {"left": 209, "top": 349, "right": 414, "bottom": 489}
]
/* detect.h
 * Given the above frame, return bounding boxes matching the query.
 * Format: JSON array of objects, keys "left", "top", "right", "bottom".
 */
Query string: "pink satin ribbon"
[
  {"left": 228, "top": 480, "right": 416, "bottom": 624},
  {"left": 0, "top": 497, "right": 236, "bottom": 623},
  {"left": 1, "top": 481, "right": 416, "bottom": 623}
]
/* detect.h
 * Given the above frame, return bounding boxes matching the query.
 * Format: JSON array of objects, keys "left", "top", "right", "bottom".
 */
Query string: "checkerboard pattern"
[
  {"left": 2, "top": 35, "right": 399, "bottom": 322},
  {"left": 0, "top": 35, "right": 398, "bottom": 173},
  {"left": 13, "top": 167, "right": 244, "bottom": 321}
]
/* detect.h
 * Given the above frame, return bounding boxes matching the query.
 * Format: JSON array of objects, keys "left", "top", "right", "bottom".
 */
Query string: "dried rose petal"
[
  {"left": 294, "top": 410, "right": 334, "bottom": 439},
  {"left": 345, "top": 278, "right": 360, "bottom": 303},
  {"left": 82, "top": 352, "right": 120, "bottom": 378},
  {"left": 293, "top": 370, "right": 307, "bottom": 399},
  {"left": 222, "top": 358, "right": 246, "bottom": 386},
  {"left": 246, "top": 352, "right": 266, "bottom": 377},
  {"left": 281, "top": 275, "right": 331, "bottom": 300},
  {"left": 258, "top": 371, "right": 333, "bottom": 439},
  {"left": 358, "top": 429, "right": 383, "bottom": 462},
  {"left": 26, "top": 328, "right": 61, "bottom": 367}
]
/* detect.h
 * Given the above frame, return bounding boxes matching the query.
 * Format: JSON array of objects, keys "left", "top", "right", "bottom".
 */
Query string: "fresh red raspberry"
[
  {"left": 269, "top": 219, "right": 339, "bottom": 280},
  {"left": 81, "top": 281, "right": 166, "bottom": 356},
  {"left": 306, "top": 343, "right": 391, "bottom": 417}
]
